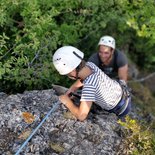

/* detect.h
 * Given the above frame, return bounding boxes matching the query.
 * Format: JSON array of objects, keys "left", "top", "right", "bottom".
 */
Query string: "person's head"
[
  {"left": 98, "top": 36, "right": 115, "bottom": 63},
  {"left": 53, "top": 46, "right": 84, "bottom": 79}
]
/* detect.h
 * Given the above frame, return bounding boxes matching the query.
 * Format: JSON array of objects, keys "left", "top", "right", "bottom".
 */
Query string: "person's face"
[
  {"left": 67, "top": 69, "right": 77, "bottom": 80},
  {"left": 98, "top": 45, "right": 113, "bottom": 63}
]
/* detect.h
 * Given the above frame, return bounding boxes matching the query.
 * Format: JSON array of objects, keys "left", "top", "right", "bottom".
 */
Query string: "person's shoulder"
[
  {"left": 115, "top": 49, "right": 125, "bottom": 54},
  {"left": 88, "top": 52, "right": 99, "bottom": 65},
  {"left": 86, "top": 61, "right": 100, "bottom": 70},
  {"left": 115, "top": 49, "right": 127, "bottom": 58},
  {"left": 86, "top": 61, "right": 96, "bottom": 67},
  {"left": 115, "top": 49, "right": 128, "bottom": 65},
  {"left": 89, "top": 52, "right": 98, "bottom": 58}
]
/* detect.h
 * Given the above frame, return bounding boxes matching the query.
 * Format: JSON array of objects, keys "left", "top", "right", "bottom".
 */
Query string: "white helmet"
[
  {"left": 53, "top": 46, "right": 84, "bottom": 75},
  {"left": 98, "top": 36, "right": 115, "bottom": 49}
]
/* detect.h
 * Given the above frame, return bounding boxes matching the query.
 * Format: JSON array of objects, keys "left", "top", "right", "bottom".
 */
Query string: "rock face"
[
  {"left": 0, "top": 89, "right": 125, "bottom": 155},
  {"left": 142, "top": 73, "right": 155, "bottom": 93}
]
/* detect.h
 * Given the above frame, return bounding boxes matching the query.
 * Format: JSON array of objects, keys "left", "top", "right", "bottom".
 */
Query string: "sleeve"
[
  {"left": 116, "top": 51, "right": 128, "bottom": 68},
  {"left": 80, "top": 84, "right": 96, "bottom": 102}
]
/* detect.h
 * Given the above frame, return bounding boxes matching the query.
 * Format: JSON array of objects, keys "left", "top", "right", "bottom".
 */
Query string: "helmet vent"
[
  {"left": 98, "top": 36, "right": 115, "bottom": 49},
  {"left": 54, "top": 58, "right": 61, "bottom": 62}
]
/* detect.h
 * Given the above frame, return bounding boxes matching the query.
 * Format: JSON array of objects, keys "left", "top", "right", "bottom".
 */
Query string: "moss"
[{"left": 50, "top": 142, "right": 65, "bottom": 153}]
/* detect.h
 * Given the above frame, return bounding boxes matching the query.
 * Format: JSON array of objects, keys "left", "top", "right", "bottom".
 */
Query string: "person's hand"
[
  {"left": 59, "top": 94, "right": 70, "bottom": 105},
  {"left": 119, "top": 79, "right": 127, "bottom": 86},
  {"left": 65, "top": 88, "right": 74, "bottom": 96}
]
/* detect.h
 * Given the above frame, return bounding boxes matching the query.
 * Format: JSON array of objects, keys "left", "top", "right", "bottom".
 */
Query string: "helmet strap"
[
  {"left": 73, "top": 51, "right": 83, "bottom": 60},
  {"left": 76, "top": 66, "right": 80, "bottom": 80}
]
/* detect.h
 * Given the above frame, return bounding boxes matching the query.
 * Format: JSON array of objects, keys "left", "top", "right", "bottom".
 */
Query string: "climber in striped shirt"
[{"left": 53, "top": 46, "right": 131, "bottom": 121}]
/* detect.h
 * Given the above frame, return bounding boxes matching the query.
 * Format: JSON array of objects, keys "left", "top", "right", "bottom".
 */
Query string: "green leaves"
[
  {"left": 0, "top": 0, "right": 155, "bottom": 92},
  {"left": 118, "top": 116, "right": 155, "bottom": 154}
]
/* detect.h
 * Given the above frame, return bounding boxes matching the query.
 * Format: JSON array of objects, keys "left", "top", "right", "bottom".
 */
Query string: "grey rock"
[{"left": 0, "top": 89, "right": 127, "bottom": 155}]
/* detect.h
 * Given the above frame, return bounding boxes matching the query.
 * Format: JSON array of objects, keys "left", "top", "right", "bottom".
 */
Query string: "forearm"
[
  {"left": 119, "top": 74, "right": 128, "bottom": 82},
  {"left": 59, "top": 94, "right": 89, "bottom": 121},
  {"left": 67, "top": 79, "right": 83, "bottom": 94},
  {"left": 118, "top": 65, "right": 128, "bottom": 82},
  {"left": 64, "top": 98, "right": 80, "bottom": 118},
  {"left": 71, "top": 79, "right": 83, "bottom": 89}
]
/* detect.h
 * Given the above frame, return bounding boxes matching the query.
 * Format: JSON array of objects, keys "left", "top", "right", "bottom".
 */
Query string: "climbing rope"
[{"left": 15, "top": 100, "right": 61, "bottom": 155}]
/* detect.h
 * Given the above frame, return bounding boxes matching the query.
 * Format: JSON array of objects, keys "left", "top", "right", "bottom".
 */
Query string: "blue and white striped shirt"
[{"left": 80, "top": 62, "right": 123, "bottom": 110}]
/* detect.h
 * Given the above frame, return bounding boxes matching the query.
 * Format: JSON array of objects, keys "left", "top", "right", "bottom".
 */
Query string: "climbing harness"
[
  {"left": 108, "top": 80, "right": 131, "bottom": 117},
  {"left": 15, "top": 100, "right": 61, "bottom": 155}
]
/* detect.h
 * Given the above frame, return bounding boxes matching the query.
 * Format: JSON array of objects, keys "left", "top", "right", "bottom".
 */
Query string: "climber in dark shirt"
[{"left": 88, "top": 36, "right": 128, "bottom": 82}]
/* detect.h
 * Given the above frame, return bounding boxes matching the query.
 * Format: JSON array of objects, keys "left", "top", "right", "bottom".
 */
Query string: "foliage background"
[
  {"left": 0, "top": 0, "right": 155, "bottom": 93},
  {"left": 0, "top": 1, "right": 155, "bottom": 154}
]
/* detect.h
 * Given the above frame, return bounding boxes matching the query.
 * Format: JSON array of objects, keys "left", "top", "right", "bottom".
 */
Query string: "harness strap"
[
  {"left": 108, "top": 80, "right": 131, "bottom": 116},
  {"left": 108, "top": 95, "right": 131, "bottom": 116},
  {"left": 117, "top": 97, "right": 131, "bottom": 115}
]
